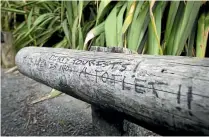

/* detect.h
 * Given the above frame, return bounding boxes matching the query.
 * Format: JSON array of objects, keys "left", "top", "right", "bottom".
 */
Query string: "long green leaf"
[
  {"left": 164, "top": 1, "right": 180, "bottom": 45},
  {"left": 27, "top": 9, "right": 33, "bottom": 29},
  {"left": 175, "top": 1, "right": 201, "bottom": 55},
  {"left": 105, "top": 6, "right": 118, "bottom": 46},
  {"left": 96, "top": 0, "right": 111, "bottom": 24},
  {"left": 187, "top": 17, "right": 197, "bottom": 57},
  {"left": 1, "top": 7, "right": 26, "bottom": 14},
  {"left": 62, "top": 19, "right": 71, "bottom": 46},
  {"left": 24, "top": 14, "right": 54, "bottom": 37},
  {"left": 78, "top": 1, "right": 84, "bottom": 26},
  {"left": 117, "top": 3, "right": 127, "bottom": 47},
  {"left": 147, "top": 1, "right": 167, "bottom": 55},
  {"left": 78, "top": 27, "right": 84, "bottom": 50},
  {"left": 122, "top": 1, "right": 136, "bottom": 34},
  {"left": 65, "top": 1, "right": 73, "bottom": 29},
  {"left": 165, "top": 2, "right": 184, "bottom": 55},
  {"left": 127, "top": 1, "right": 150, "bottom": 51},
  {"left": 72, "top": 1, "right": 78, "bottom": 19},
  {"left": 196, "top": 12, "right": 209, "bottom": 58},
  {"left": 84, "top": 22, "right": 105, "bottom": 50},
  {"left": 72, "top": 17, "right": 79, "bottom": 49}
]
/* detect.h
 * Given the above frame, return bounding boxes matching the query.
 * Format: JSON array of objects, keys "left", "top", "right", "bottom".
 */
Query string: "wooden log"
[{"left": 15, "top": 47, "right": 209, "bottom": 135}]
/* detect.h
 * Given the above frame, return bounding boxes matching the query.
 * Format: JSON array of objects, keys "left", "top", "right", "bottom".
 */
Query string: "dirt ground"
[{"left": 1, "top": 69, "right": 156, "bottom": 136}]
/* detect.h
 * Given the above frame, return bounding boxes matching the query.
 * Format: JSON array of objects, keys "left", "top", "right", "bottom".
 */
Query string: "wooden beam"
[{"left": 15, "top": 47, "right": 209, "bottom": 135}]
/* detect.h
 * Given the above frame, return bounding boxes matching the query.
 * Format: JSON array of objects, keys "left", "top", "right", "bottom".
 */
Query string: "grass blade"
[
  {"left": 164, "top": 1, "right": 180, "bottom": 44},
  {"left": 27, "top": 9, "right": 33, "bottom": 29},
  {"left": 72, "top": 1, "right": 78, "bottom": 19},
  {"left": 1, "top": 7, "right": 26, "bottom": 14},
  {"left": 147, "top": 1, "right": 167, "bottom": 55},
  {"left": 196, "top": 12, "right": 209, "bottom": 58},
  {"left": 105, "top": 5, "right": 119, "bottom": 47},
  {"left": 78, "top": 27, "right": 84, "bottom": 50},
  {"left": 96, "top": 0, "right": 111, "bottom": 24},
  {"left": 84, "top": 22, "right": 105, "bottom": 50},
  {"left": 175, "top": 1, "right": 202, "bottom": 55},
  {"left": 65, "top": 1, "right": 73, "bottom": 29},
  {"left": 122, "top": 1, "right": 136, "bottom": 34},
  {"left": 165, "top": 2, "right": 185, "bottom": 55},
  {"left": 72, "top": 17, "right": 79, "bottom": 49},
  {"left": 62, "top": 19, "right": 71, "bottom": 45},
  {"left": 127, "top": 1, "right": 150, "bottom": 51},
  {"left": 117, "top": 3, "right": 127, "bottom": 47},
  {"left": 78, "top": 1, "right": 84, "bottom": 26}
]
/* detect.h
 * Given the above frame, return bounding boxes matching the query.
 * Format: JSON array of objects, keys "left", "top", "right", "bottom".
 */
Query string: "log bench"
[{"left": 15, "top": 46, "right": 209, "bottom": 135}]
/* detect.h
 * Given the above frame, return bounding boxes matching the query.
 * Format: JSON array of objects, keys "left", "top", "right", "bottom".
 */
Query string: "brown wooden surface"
[{"left": 15, "top": 47, "right": 209, "bottom": 135}]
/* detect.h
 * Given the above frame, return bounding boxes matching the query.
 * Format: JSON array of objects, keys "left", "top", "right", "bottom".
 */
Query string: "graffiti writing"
[
  {"left": 49, "top": 55, "right": 70, "bottom": 64},
  {"left": 23, "top": 53, "right": 194, "bottom": 106}
]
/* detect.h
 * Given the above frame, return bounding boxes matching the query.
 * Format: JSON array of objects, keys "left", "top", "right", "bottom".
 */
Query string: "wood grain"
[{"left": 15, "top": 47, "right": 209, "bottom": 135}]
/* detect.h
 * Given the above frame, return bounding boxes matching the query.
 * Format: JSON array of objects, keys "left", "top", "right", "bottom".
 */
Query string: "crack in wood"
[
  {"left": 177, "top": 85, "right": 181, "bottom": 104},
  {"left": 187, "top": 87, "right": 193, "bottom": 110},
  {"left": 133, "top": 61, "right": 142, "bottom": 73}
]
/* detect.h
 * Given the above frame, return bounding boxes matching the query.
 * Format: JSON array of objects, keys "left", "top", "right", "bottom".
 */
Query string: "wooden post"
[
  {"left": 1, "top": 32, "right": 16, "bottom": 68},
  {"left": 90, "top": 46, "right": 125, "bottom": 135},
  {"left": 91, "top": 105, "right": 124, "bottom": 135},
  {"left": 16, "top": 47, "right": 209, "bottom": 135},
  {"left": 90, "top": 46, "right": 137, "bottom": 135}
]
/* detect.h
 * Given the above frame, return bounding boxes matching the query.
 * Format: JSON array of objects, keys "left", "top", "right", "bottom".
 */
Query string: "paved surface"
[
  {"left": 1, "top": 69, "right": 156, "bottom": 136},
  {"left": 1, "top": 69, "right": 93, "bottom": 136}
]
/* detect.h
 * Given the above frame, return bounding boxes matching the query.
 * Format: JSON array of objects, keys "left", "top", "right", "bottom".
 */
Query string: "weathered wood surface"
[
  {"left": 15, "top": 47, "right": 209, "bottom": 135},
  {"left": 1, "top": 32, "right": 16, "bottom": 68}
]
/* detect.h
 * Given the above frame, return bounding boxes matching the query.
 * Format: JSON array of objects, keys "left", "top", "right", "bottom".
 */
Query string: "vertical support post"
[
  {"left": 1, "top": 32, "right": 15, "bottom": 68},
  {"left": 91, "top": 106, "right": 124, "bottom": 135},
  {"left": 90, "top": 46, "right": 128, "bottom": 135},
  {"left": 90, "top": 46, "right": 141, "bottom": 135}
]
